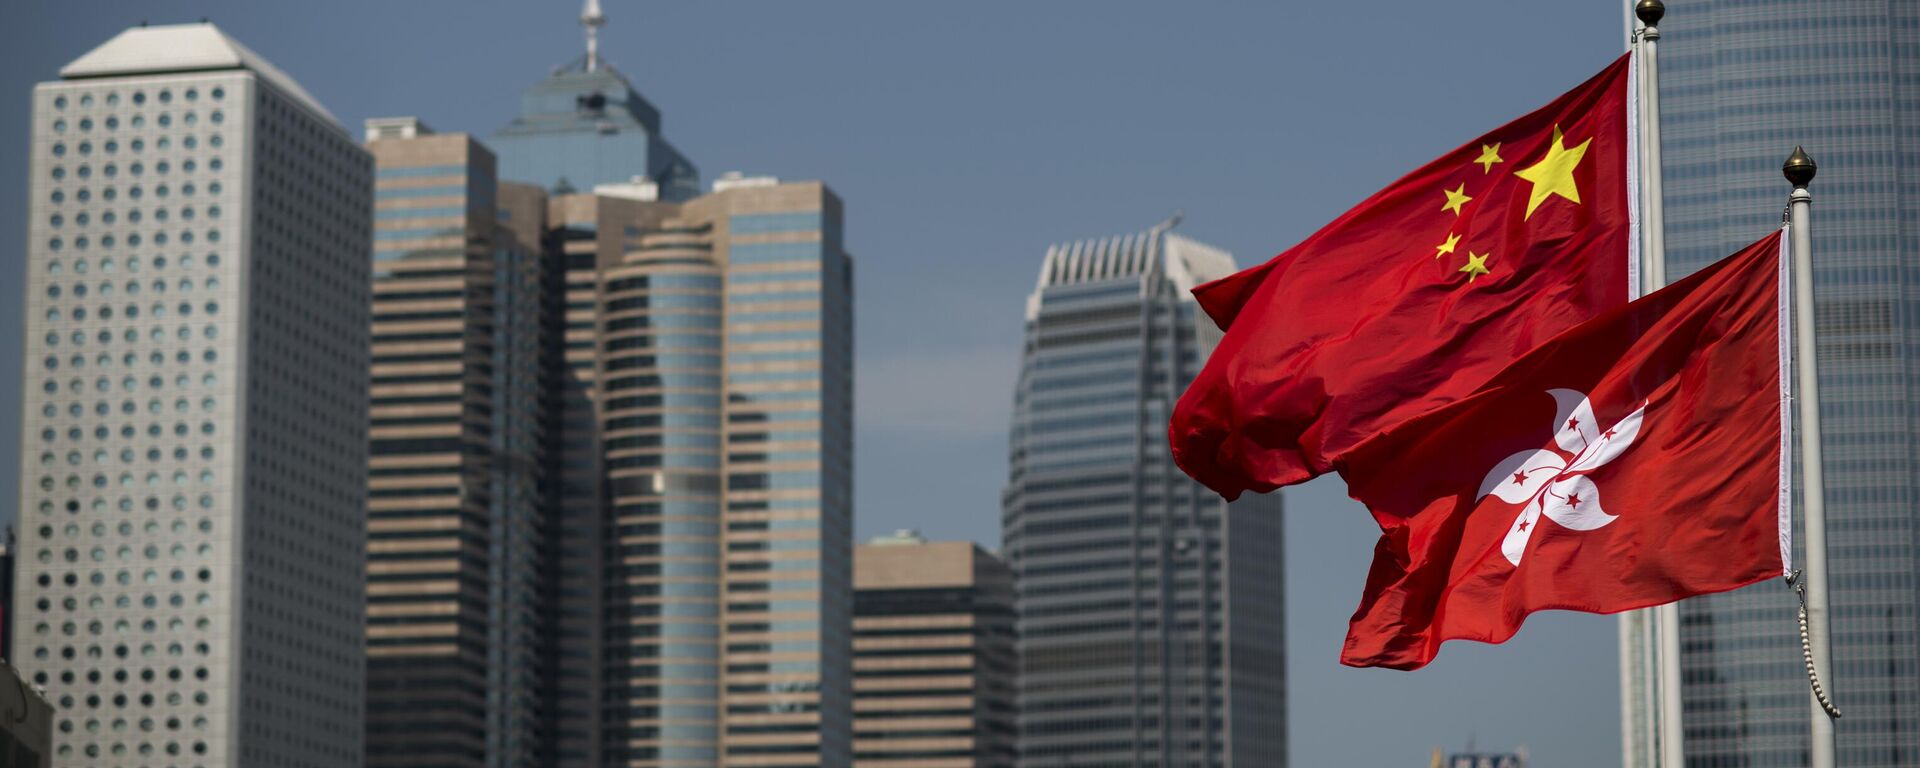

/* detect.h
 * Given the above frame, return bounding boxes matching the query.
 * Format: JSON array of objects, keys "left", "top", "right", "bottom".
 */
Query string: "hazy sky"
[{"left": 3, "top": 2, "right": 1637, "bottom": 765}]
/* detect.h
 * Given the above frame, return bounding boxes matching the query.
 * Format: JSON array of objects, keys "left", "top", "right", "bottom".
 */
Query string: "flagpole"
[
  {"left": 1631, "top": 3, "right": 1685, "bottom": 768},
  {"left": 1620, "top": 8, "right": 1661, "bottom": 768},
  {"left": 1785, "top": 146, "right": 1839, "bottom": 768},
  {"left": 1637, "top": 0, "right": 1666, "bottom": 290}
]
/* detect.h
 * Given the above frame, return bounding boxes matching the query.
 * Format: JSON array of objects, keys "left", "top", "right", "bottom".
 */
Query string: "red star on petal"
[
  {"left": 1512, "top": 471, "right": 1528, "bottom": 485},
  {"left": 1517, "top": 519, "right": 1530, "bottom": 532},
  {"left": 1567, "top": 493, "right": 1583, "bottom": 507},
  {"left": 1567, "top": 417, "right": 1581, "bottom": 431}
]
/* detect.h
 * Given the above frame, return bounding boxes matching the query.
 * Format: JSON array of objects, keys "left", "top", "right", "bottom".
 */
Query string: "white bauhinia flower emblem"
[{"left": 1474, "top": 388, "right": 1647, "bottom": 566}]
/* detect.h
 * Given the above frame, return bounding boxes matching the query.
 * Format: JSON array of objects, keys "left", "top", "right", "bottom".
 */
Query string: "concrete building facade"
[
  {"left": 852, "top": 533, "right": 1014, "bottom": 768},
  {"left": 362, "top": 118, "right": 558, "bottom": 768},
  {"left": 14, "top": 23, "right": 372, "bottom": 767}
]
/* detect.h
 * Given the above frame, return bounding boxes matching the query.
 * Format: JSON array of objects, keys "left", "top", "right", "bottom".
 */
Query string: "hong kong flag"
[
  {"left": 1171, "top": 54, "right": 1637, "bottom": 498},
  {"left": 1337, "top": 231, "right": 1790, "bottom": 670}
]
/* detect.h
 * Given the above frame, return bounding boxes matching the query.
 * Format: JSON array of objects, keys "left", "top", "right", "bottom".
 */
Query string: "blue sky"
[{"left": 2, "top": 2, "right": 1635, "bottom": 765}]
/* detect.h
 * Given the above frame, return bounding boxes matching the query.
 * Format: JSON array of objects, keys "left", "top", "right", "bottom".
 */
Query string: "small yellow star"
[
  {"left": 1475, "top": 143, "right": 1504, "bottom": 173},
  {"left": 1434, "top": 232, "right": 1461, "bottom": 259},
  {"left": 1459, "top": 251, "right": 1492, "bottom": 282},
  {"left": 1441, "top": 184, "right": 1472, "bottom": 216},
  {"left": 1515, "top": 125, "right": 1593, "bottom": 219}
]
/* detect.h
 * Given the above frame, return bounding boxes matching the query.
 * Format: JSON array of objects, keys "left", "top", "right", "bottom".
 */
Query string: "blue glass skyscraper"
[{"left": 1652, "top": 2, "right": 1920, "bottom": 765}]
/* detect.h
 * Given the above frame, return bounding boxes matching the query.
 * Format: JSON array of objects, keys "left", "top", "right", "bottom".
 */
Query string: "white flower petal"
[
  {"left": 1478, "top": 448, "right": 1566, "bottom": 504},
  {"left": 1540, "top": 475, "right": 1618, "bottom": 531},
  {"left": 1567, "top": 401, "right": 1646, "bottom": 473},
  {"left": 1501, "top": 504, "right": 1542, "bottom": 566},
  {"left": 1549, "top": 389, "right": 1601, "bottom": 456}
]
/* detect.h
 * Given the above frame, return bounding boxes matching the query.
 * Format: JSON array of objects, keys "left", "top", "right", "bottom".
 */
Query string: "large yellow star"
[
  {"left": 1434, "top": 232, "right": 1461, "bottom": 259},
  {"left": 1459, "top": 251, "right": 1491, "bottom": 282},
  {"left": 1441, "top": 184, "right": 1472, "bottom": 216},
  {"left": 1514, "top": 125, "right": 1592, "bottom": 219},
  {"left": 1475, "top": 143, "right": 1504, "bottom": 173}
]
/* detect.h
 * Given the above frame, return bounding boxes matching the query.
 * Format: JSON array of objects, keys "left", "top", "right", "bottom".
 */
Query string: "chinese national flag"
[
  {"left": 1337, "top": 231, "right": 1789, "bottom": 670},
  {"left": 1171, "top": 55, "right": 1635, "bottom": 498}
]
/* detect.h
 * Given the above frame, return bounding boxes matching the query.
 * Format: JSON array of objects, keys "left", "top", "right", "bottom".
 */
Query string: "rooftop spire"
[{"left": 581, "top": 0, "right": 606, "bottom": 72}]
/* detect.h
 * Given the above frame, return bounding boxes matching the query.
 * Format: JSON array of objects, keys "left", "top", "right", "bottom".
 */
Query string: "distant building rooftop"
[
  {"left": 712, "top": 171, "right": 780, "bottom": 194},
  {"left": 365, "top": 117, "right": 434, "bottom": 142},
  {"left": 866, "top": 529, "right": 928, "bottom": 547}
]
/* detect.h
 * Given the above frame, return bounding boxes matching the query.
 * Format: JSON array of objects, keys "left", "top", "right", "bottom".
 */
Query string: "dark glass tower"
[
  {"left": 1655, "top": 2, "right": 1920, "bottom": 765},
  {"left": 1001, "top": 222, "right": 1287, "bottom": 767}
]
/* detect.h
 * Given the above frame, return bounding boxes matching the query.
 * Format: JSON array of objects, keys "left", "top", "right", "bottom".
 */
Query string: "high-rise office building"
[
  {"left": 545, "top": 188, "right": 663, "bottom": 768},
  {"left": 489, "top": 9, "right": 705, "bottom": 763},
  {"left": 533, "top": 174, "right": 855, "bottom": 768},
  {"left": 852, "top": 532, "right": 1014, "bottom": 768},
  {"left": 491, "top": 0, "right": 699, "bottom": 199},
  {"left": 1638, "top": 3, "right": 1920, "bottom": 765},
  {"left": 593, "top": 175, "right": 854, "bottom": 767},
  {"left": 15, "top": 23, "right": 372, "bottom": 766},
  {"left": 362, "top": 117, "right": 557, "bottom": 768},
  {"left": 470, "top": 7, "right": 856, "bottom": 764},
  {"left": 1001, "top": 221, "right": 1287, "bottom": 767}
]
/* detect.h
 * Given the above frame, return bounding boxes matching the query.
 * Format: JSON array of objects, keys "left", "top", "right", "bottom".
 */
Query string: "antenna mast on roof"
[{"left": 581, "top": 0, "right": 606, "bottom": 72}]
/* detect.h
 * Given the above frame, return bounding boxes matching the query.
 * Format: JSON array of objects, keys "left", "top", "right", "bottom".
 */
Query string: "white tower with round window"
[{"left": 16, "top": 23, "right": 372, "bottom": 767}]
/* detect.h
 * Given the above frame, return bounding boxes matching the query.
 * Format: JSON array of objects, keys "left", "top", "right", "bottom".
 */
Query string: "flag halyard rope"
[{"left": 1788, "top": 570, "right": 1842, "bottom": 718}]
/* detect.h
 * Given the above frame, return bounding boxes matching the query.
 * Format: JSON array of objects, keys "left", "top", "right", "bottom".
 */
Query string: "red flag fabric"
[
  {"left": 1336, "top": 230, "right": 1790, "bottom": 670},
  {"left": 1171, "top": 55, "right": 1636, "bottom": 498}
]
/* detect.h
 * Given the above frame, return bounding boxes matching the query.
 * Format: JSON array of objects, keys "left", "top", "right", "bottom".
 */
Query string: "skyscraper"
[
  {"left": 491, "top": 0, "right": 699, "bottom": 198},
  {"left": 1001, "top": 221, "right": 1286, "bottom": 767},
  {"left": 483, "top": 10, "right": 710, "bottom": 761},
  {"left": 546, "top": 188, "right": 659, "bottom": 768},
  {"left": 592, "top": 175, "right": 854, "bottom": 767},
  {"left": 362, "top": 117, "right": 557, "bottom": 768},
  {"left": 1647, "top": 2, "right": 1920, "bottom": 765},
  {"left": 14, "top": 22, "right": 372, "bottom": 767},
  {"left": 529, "top": 171, "right": 856, "bottom": 768},
  {"left": 472, "top": 8, "right": 856, "bottom": 764},
  {"left": 853, "top": 531, "right": 1015, "bottom": 768}
]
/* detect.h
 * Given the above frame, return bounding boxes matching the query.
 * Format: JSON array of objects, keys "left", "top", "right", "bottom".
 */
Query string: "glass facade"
[
  {"left": 599, "top": 218, "right": 727, "bottom": 768},
  {"left": 1002, "top": 226, "right": 1286, "bottom": 767},
  {"left": 549, "top": 196, "right": 617, "bottom": 768},
  {"left": 716, "top": 195, "right": 855, "bottom": 768},
  {"left": 491, "top": 67, "right": 699, "bottom": 200},
  {"left": 1653, "top": 3, "right": 1920, "bottom": 765},
  {"left": 362, "top": 126, "right": 556, "bottom": 768},
  {"left": 584, "top": 182, "right": 853, "bottom": 767}
]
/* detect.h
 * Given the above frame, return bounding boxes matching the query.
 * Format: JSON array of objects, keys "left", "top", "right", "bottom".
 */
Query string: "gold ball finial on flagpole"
[
  {"left": 1784, "top": 146, "right": 1817, "bottom": 188},
  {"left": 1635, "top": 0, "right": 1666, "bottom": 27}
]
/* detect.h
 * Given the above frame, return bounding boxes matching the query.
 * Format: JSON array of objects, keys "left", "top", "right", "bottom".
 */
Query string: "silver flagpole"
[
  {"left": 1637, "top": 0, "right": 1667, "bottom": 290},
  {"left": 1632, "top": 3, "right": 1685, "bottom": 768},
  {"left": 1618, "top": 7, "right": 1652, "bottom": 753},
  {"left": 1785, "top": 146, "right": 1839, "bottom": 768}
]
